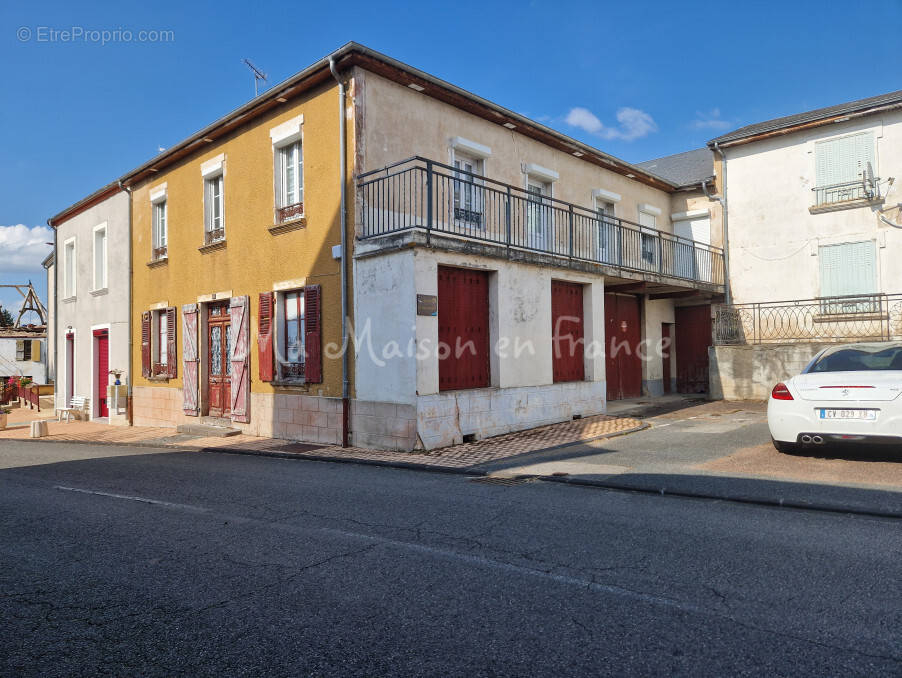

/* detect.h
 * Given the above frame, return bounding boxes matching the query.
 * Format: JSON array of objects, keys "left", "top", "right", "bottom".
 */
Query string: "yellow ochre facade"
[{"left": 129, "top": 79, "right": 353, "bottom": 444}]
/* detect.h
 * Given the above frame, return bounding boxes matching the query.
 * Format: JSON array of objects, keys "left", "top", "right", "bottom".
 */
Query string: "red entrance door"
[
  {"left": 675, "top": 305, "right": 712, "bottom": 394},
  {"left": 551, "top": 281, "right": 585, "bottom": 383},
  {"left": 94, "top": 330, "right": 109, "bottom": 417},
  {"left": 206, "top": 302, "right": 231, "bottom": 417},
  {"left": 437, "top": 267, "right": 490, "bottom": 391},
  {"left": 604, "top": 293, "right": 642, "bottom": 400},
  {"left": 662, "top": 323, "right": 672, "bottom": 394}
]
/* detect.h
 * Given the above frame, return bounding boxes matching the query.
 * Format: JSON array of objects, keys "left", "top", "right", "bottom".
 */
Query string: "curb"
[{"left": 537, "top": 475, "right": 902, "bottom": 520}]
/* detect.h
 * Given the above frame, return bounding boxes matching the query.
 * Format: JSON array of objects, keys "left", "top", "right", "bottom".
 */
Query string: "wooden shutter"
[
  {"left": 15, "top": 340, "right": 24, "bottom": 361},
  {"left": 141, "top": 311, "right": 151, "bottom": 378},
  {"left": 230, "top": 296, "right": 250, "bottom": 423},
  {"left": 257, "top": 292, "right": 274, "bottom": 382},
  {"left": 166, "top": 307, "right": 177, "bottom": 378},
  {"left": 182, "top": 304, "right": 199, "bottom": 416},
  {"left": 304, "top": 285, "right": 322, "bottom": 383},
  {"left": 31, "top": 340, "right": 41, "bottom": 362}
]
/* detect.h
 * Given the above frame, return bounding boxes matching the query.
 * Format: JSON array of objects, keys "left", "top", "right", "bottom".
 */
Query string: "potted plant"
[
  {"left": 109, "top": 368, "right": 124, "bottom": 386},
  {"left": 0, "top": 406, "right": 10, "bottom": 430}
]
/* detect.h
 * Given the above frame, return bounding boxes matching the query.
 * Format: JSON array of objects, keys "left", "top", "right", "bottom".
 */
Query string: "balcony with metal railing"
[
  {"left": 811, "top": 178, "right": 881, "bottom": 211},
  {"left": 356, "top": 157, "right": 725, "bottom": 291}
]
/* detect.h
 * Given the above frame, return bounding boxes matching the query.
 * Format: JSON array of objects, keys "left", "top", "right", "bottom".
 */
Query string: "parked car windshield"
[{"left": 808, "top": 346, "right": 902, "bottom": 372}]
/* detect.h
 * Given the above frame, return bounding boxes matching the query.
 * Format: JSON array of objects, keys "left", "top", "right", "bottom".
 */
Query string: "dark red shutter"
[
  {"left": 551, "top": 281, "right": 585, "bottom": 383},
  {"left": 141, "top": 311, "right": 151, "bottom": 378},
  {"left": 304, "top": 285, "right": 322, "bottom": 383},
  {"left": 166, "top": 307, "right": 177, "bottom": 379},
  {"left": 437, "top": 267, "right": 490, "bottom": 391},
  {"left": 258, "top": 292, "right": 274, "bottom": 382}
]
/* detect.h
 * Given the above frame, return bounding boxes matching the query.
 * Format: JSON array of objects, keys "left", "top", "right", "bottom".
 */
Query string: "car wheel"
[{"left": 772, "top": 438, "right": 800, "bottom": 454}]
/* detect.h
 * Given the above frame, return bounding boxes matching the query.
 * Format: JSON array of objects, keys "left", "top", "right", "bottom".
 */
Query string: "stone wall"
[{"left": 709, "top": 343, "right": 830, "bottom": 400}]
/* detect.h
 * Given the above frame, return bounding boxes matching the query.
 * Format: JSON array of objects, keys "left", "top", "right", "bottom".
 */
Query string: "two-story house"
[
  {"left": 62, "top": 42, "right": 727, "bottom": 449},
  {"left": 706, "top": 89, "right": 902, "bottom": 398},
  {"left": 48, "top": 184, "right": 130, "bottom": 421}
]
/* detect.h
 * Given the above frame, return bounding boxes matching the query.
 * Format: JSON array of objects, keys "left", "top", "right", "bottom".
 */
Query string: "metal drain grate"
[{"left": 469, "top": 475, "right": 536, "bottom": 486}]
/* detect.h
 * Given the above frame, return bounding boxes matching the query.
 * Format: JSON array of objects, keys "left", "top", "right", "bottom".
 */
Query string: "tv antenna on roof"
[{"left": 242, "top": 58, "right": 268, "bottom": 97}]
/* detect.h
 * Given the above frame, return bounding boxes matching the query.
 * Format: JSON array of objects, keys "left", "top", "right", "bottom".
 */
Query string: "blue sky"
[{"left": 2, "top": 0, "right": 901, "bottom": 317}]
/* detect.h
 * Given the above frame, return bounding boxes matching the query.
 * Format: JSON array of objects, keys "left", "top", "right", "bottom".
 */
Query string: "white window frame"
[
  {"left": 204, "top": 172, "right": 225, "bottom": 240},
  {"left": 63, "top": 236, "right": 77, "bottom": 299},
  {"left": 151, "top": 308, "right": 169, "bottom": 375},
  {"left": 637, "top": 204, "right": 661, "bottom": 268},
  {"left": 451, "top": 150, "right": 485, "bottom": 229},
  {"left": 271, "top": 116, "right": 304, "bottom": 222},
  {"left": 274, "top": 288, "right": 305, "bottom": 381},
  {"left": 525, "top": 172, "right": 555, "bottom": 250},
  {"left": 150, "top": 184, "right": 168, "bottom": 260},
  {"left": 92, "top": 223, "right": 108, "bottom": 291},
  {"left": 276, "top": 140, "right": 304, "bottom": 209}
]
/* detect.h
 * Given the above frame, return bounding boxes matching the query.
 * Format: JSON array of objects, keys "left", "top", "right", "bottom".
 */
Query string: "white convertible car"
[{"left": 768, "top": 341, "right": 902, "bottom": 452}]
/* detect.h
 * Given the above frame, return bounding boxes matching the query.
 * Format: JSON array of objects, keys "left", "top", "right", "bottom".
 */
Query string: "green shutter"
[
  {"left": 819, "top": 241, "right": 877, "bottom": 297},
  {"left": 815, "top": 132, "right": 874, "bottom": 187}
]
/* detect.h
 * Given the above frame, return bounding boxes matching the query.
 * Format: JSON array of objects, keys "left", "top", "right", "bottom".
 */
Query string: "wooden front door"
[
  {"left": 437, "top": 266, "right": 490, "bottom": 391},
  {"left": 206, "top": 302, "right": 231, "bottom": 417},
  {"left": 604, "top": 293, "right": 642, "bottom": 400},
  {"left": 94, "top": 330, "right": 109, "bottom": 417},
  {"left": 675, "top": 305, "right": 712, "bottom": 394},
  {"left": 552, "top": 281, "right": 585, "bottom": 383}
]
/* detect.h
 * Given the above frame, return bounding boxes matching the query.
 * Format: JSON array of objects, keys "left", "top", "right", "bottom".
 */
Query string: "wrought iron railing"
[
  {"left": 812, "top": 179, "right": 879, "bottom": 207},
  {"left": 152, "top": 245, "right": 168, "bottom": 261},
  {"left": 713, "top": 293, "right": 902, "bottom": 345},
  {"left": 276, "top": 202, "right": 304, "bottom": 224},
  {"left": 204, "top": 228, "right": 225, "bottom": 245},
  {"left": 357, "top": 157, "right": 725, "bottom": 286}
]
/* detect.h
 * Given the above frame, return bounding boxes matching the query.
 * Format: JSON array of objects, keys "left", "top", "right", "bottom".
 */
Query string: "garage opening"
[{"left": 551, "top": 280, "right": 585, "bottom": 383}]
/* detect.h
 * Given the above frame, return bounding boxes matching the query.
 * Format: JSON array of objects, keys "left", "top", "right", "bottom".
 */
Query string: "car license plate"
[{"left": 818, "top": 409, "right": 877, "bottom": 420}]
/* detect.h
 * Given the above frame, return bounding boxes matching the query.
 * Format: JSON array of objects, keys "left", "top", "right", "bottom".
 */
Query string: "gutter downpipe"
[
  {"left": 47, "top": 218, "right": 58, "bottom": 410},
  {"left": 708, "top": 142, "right": 731, "bottom": 304},
  {"left": 329, "top": 56, "right": 351, "bottom": 447},
  {"left": 118, "top": 179, "right": 134, "bottom": 425}
]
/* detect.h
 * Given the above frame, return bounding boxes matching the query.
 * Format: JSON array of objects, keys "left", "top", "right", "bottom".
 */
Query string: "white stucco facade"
[
  {"left": 723, "top": 110, "right": 902, "bottom": 304},
  {"left": 354, "top": 247, "right": 607, "bottom": 449},
  {"left": 52, "top": 190, "right": 130, "bottom": 419}
]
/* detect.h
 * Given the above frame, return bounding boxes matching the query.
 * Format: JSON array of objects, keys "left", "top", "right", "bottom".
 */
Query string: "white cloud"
[
  {"left": 565, "top": 106, "right": 658, "bottom": 142},
  {"left": 691, "top": 108, "right": 732, "bottom": 130},
  {"left": 0, "top": 224, "right": 53, "bottom": 273}
]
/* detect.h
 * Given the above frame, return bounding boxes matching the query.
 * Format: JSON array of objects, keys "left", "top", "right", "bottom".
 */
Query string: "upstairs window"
[
  {"left": 63, "top": 238, "right": 76, "bottom": 298},
  {"left": 276, "top": 141, "right": 304, "bottom": 220},
  {"left": 638, "top": 209, "right": 658, "bottom": 266},
  {"left": 204, "top": 173, "right": 225, "bottom": 244},
  {"left": 93, "top": 224, "right": 107, "bottom": 290},
  {"left": 814, "top": 132, "right": 876, "bottom": 205},
  {"left": 453, "top": 152, "right": 484, "bottom": 228},
  {"left": 152, "top": 199, "right": 167, "bottom": 260}
]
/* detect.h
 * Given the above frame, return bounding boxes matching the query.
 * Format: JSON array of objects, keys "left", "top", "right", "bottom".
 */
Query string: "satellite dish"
[{"left": 862, "top": 161, "right": 876, "bottom": 198}]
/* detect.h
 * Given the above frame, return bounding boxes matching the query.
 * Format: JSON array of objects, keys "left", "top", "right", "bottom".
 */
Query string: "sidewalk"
[{"left": 0, "top": 413, "right": 646, "bottom": 470}]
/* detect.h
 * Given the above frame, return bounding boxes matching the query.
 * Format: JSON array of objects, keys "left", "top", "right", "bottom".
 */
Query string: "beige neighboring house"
[{"left": 706, "top": 89, "right": 902, "bottom": 399}]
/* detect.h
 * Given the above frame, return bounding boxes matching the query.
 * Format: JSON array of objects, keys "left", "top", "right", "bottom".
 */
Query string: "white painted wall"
[
  {"left": 53, "top": 191, "right": 130, "bottom": 417},
  {"left": 724, "top": 110, "right": 902, "bottom": 304}
]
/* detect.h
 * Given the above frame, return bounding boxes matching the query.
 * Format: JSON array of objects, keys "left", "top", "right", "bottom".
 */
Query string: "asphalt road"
[{"left": 1, "top": 442, "right": 900, "bottom": 677}]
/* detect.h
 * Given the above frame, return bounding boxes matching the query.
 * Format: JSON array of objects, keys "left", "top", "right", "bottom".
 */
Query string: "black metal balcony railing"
[
  {"left": 357, "top": 157, "right": 725, "bottom": 286},
  {"left": 812, "top": 179, "right": 879, "bottom": 207},
  {"left": 713, "top": 293, "right": 902, "bottom": 345}
]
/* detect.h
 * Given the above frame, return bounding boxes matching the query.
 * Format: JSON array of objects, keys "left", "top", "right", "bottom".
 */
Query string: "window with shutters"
[
  {"left": 146, "top": 307, "right": 177, "bottom": 378},
  {"left": 813, "top": 132, "right": 877, "bottom": 206},
  {"left": 16, "top": 340, "right": 32, "bottom": 361},
  {"left": 818, "top": 241, "right": 879, "bottom": 314},
  {"left": 265, "top": 286, "right": 321, "bottom": 383}
]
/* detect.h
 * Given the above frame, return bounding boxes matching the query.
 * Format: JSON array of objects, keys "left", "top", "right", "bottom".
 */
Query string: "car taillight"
[{"left": 771, "top": 383, "right": 794, "bottom": 400}]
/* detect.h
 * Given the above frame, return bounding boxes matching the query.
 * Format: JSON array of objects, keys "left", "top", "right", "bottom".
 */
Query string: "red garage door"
[
  {"left": 552, "top": 281, "right": 584, "bottom": 383},
  {"left": 675, "top": 305, "right": 712, "bottom": 394},
  {"left": 438, "top": 266, "right": 490, "bottom": 391},
  {"left": 605, "top": 293, "right": 642, "bottom": 400}
]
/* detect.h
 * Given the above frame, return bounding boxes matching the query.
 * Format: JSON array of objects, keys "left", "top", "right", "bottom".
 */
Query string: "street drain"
[{"left": 469, "top": 476, "right": 536, "bottom": 486}]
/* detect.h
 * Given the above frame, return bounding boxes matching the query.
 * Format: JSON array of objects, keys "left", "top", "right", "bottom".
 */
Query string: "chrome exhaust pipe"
[
  {"left": 800, "top": 435, "right": 812, "bottom": 444},
  {"left": 812, "top": 435, "right": 825, "bottom": 445}
]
